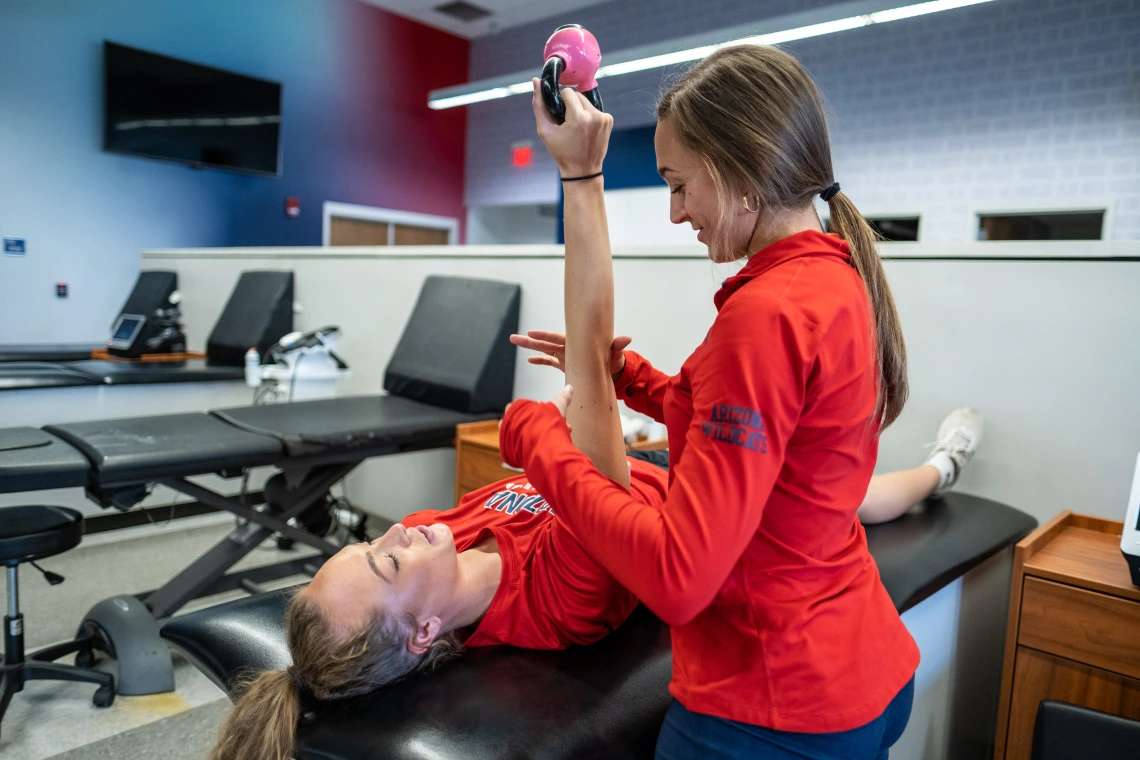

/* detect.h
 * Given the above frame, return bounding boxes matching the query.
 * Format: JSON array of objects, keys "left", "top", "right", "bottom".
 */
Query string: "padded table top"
[
  {"left": 0, "top": 359, "right": 244, "bottom": 392},
  {"left": 45, "top": 413, "right": 283, "bottom": 486},
  {"left": 38, "top": 395, "right": 493, "bottom": 488},
  {"left": 0, "top": 344, "right": 101, "bottom": 363},
  {"left": 72, "top": 360, "right": 246, "bottom": 386},
  {"left": 866, "top": 492, "right": 1037, "bottom": 613},
  {"left": 212, "top": 394, "right": 497, "bottom": 454},
  {"left": 160, "top": 492, "right": 1036, "bottom": 760},
  {"left": 0, "top": 428, "right": 91, "bottom": 494}
]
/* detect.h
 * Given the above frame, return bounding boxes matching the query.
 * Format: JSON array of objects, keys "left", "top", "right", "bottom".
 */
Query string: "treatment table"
[{"left": 160, "top": 489, "right": 1037, "bottom": 760}]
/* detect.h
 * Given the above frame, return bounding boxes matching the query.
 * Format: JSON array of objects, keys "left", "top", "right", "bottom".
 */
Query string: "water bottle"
[{"left": 244, "top": 347, "right": 261, "bottom": 388}]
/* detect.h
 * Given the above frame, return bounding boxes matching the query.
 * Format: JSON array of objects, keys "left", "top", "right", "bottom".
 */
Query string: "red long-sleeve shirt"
[{"left": 500, "top": 230, "right": 919, "bottom": 732}]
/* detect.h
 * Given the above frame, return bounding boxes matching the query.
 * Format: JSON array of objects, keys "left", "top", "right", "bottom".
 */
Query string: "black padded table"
[
  {"left": 0, "top": 343, "right": 101, "bottom": 363},
  {"left": 70, "top": 360, "right": 245, "bottom": 386},
  {"left": 161, "top": 492, "right": 1037, "bottom": 760},
  {"left": 0, "top": 359, "right": 244, "bottom": 392},
  {"left": 46, "top": 413, "right": 283, "bottom": 487},
  {"left": 212, "top": 394, "right": 496, "bottom": 454},
  {"left": 0, "top": 428, "right": 92, "bottom": 493},
  {"left": 0, "top": 364, "right": 104, "bottom": 391}
]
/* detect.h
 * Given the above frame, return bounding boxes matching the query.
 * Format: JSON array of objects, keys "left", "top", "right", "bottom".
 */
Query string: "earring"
[{"left": 742, "top": 195, "right": 758, "bottom": 213}]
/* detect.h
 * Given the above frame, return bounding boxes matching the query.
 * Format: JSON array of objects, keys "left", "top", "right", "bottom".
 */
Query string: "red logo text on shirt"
[{"left": 483, "top": 483, "right": 554, "bottom": 516}]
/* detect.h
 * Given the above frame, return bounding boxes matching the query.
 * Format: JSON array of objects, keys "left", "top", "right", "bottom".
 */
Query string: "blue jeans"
[{"left": 655, "top": 677, "right": 915, "bottom": 760}]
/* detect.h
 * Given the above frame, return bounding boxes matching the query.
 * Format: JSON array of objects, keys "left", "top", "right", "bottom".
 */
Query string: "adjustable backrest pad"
[{"left": 384, "top": 276, "right": 520, "bottom": 413}]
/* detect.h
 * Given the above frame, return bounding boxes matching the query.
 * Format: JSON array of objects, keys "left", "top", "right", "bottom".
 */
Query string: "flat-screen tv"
[{"left": 103, "top": 41, "right": 282, "bottom": 176}]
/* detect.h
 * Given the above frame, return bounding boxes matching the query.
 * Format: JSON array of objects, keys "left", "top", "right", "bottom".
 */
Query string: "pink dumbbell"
[{"left": 541, "top": 24, "right": 603, "bottom": 124}]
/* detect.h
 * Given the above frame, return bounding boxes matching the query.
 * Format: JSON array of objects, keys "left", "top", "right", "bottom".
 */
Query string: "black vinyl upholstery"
[
  {"left": 67, "top": 360, "right": 244, "bottom": 385},
  {"left": 0, "top": 506, "right": 83, "bottom": 564},
  {"left": 1032, "top": 700, "right": 1140, "bottom": 760},
  {"left": 160, "top": 492, "right": 1036, "bottom": 760},
  {"left": 864, "top": 492, "right": 1037, "bottom": 612},
  {"left": 14, "top": 395, "right": 496, "bottom": 497},
  {"left": 45, "top": 413, "right": 283, "bottom": 485},
  {"left": 0, "top": 428, "right": 91, "bottom": 494},
  {"left": 0, "top": 359, "right": 244, "bottom": 392},
  {"left": 211, "top": 394, "right": 497, "bottom": 457},
  {"left": 0, "top": 344, "right": 101, "bottom": 363}
]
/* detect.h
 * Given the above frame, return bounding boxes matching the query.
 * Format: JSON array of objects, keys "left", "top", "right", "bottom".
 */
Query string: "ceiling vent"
[{"left": 434, "top": 1, "right": 493, "bottom": 22}]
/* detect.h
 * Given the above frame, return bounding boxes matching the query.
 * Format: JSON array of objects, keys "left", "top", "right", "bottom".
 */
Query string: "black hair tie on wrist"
[
  {"left": 820, "top": 182, "right": 841, "bottom": 202},
  {"left": 561, "top": 171, "right": 603, "bottom": 182}
]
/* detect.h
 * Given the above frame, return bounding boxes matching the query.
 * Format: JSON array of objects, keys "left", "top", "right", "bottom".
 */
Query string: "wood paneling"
[
  {"left": 330, "top": 217, "right": 389, "bottom": 246},
  {"left": 1020, "top": 578, "right": 1140, "bottom": 680},
  {"left": 1003, "top": 647, "right": 1140, "bottom": 760},
  {"left": 394, "top": 224, "right": 450, "bottom": 246}
]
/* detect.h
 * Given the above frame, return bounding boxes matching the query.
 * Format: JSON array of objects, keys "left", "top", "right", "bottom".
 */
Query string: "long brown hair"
[
  {"left": 210, "top": 590, "right": 463, "bottom": 760},
  {"left": 658, "top": 45, "right": 907, "bottom": 428}
]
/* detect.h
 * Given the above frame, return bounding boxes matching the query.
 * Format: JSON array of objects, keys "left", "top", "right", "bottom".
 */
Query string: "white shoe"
[{"left": 930, "top": 407, "right": 983, "bottom": 495}]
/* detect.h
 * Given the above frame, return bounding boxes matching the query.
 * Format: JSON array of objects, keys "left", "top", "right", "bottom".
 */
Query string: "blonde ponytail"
[
  {"left": 826, "top": 190, "right": 908, "bottom": 428},
  {"left": 211, "top": 669, "right": 299, "bottom": 760}
]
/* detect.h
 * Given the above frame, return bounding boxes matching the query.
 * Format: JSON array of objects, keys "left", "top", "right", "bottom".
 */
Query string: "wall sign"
[{"left": 3, "top": 237, "right": 26, "bottom": 256}]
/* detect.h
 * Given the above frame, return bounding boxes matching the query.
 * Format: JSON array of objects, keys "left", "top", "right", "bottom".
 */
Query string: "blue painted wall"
[
  {"left": 0, "top": 0, "right": 468, "bottom": 343},
  {"left": 556, "top": 125, "right": 661, "bottom": 242}
]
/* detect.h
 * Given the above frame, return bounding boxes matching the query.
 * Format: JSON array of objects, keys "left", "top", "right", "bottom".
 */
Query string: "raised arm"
[{"left": 531, "top": 79, "right": 629, "bottom": 488}]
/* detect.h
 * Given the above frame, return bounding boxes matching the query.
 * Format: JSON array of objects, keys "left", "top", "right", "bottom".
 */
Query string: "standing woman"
[{"left": 502, "top": 45, "right": 919, "bottom": 759}]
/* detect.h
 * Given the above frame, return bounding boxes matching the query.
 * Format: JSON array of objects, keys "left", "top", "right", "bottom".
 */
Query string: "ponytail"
[
  {"left": 208, "top": 589, "right": 466, "bottom": 760},
  {"left": 211, "top": 669, "right": 299, "bottom": 760},
  {"left": 826, "top": 190, "right": 908, "bottom": 429}
]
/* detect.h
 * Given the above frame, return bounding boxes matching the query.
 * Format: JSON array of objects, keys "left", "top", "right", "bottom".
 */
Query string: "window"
[
  {"left": 821, "top": 216, "right": 920, "bottom": 241},
  {"left": 322, "top": 202, "right": 458, "bottom": 246},
  {"left": 866, "top": 217, "right": 919, "bottom": 242},
  {"left": 977, "top": 211, "right": 1104, "bottom": 241}
]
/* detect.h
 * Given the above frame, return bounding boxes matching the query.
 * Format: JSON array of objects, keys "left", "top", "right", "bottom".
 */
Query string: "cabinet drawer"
[
  {"left": 1019, "top": 576, "right": 1140, "bottom": 680},
  {"left": 458, "top": 445, "right": 522, "bottom": 494}
]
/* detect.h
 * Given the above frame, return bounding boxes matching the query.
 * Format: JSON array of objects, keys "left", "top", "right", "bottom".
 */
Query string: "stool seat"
[{"left": 0, "top": 506, "right": 83, "bottom": 565}]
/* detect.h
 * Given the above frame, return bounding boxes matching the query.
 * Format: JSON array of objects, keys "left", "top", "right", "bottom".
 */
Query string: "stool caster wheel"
[
  {"left": 93, "top": 685, "right": 115, "bottom": 708},
  {"left": 75, "top": 647, "right": 97, "bottom": 668}
]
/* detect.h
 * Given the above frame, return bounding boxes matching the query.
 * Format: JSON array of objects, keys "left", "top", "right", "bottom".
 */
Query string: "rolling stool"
[{"left": 1, "top": 506, "right": 114, "bottom": 739}]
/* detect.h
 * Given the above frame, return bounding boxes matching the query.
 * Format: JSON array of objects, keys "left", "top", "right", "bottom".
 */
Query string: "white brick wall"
[{"left": 466, "top": 0, "right": 1140, "bottom": 241}]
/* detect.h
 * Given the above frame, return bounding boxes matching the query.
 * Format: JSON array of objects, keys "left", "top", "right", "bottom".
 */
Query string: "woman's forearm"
[{"left": 562, "top": 176, "right": 630, "bottom": 488}]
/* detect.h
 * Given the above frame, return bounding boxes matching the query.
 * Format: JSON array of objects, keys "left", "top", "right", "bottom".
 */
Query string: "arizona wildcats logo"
[{"left": 702, "top": 404, "right": 768, "bottom": 453}]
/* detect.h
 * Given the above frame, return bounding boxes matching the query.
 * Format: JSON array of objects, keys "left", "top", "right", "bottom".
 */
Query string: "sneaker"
[{"left": 930, "top": 407, "right": 983, "bottom": 494}]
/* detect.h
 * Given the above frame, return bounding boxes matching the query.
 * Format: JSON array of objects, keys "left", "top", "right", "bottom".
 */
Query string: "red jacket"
[{"left": 500, "top": 230, "right": 919, "bottom": 732}]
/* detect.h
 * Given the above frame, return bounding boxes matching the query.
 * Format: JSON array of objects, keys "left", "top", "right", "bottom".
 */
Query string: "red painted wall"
[{"left": 342, "top": 3, "right": 470, "bottom": 240}]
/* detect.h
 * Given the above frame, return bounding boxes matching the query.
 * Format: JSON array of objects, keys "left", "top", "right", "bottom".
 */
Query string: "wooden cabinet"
[
  {"left": 453, "top": 420, "right": 668, "bottom": 506},
  {"left": 994, "top": 512, "right": 1140, "bottom": 760}
]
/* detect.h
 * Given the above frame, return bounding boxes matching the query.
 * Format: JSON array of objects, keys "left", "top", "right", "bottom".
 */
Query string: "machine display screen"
[{"left": 109, "top": 315, "right": 145, "bottom": 349}]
